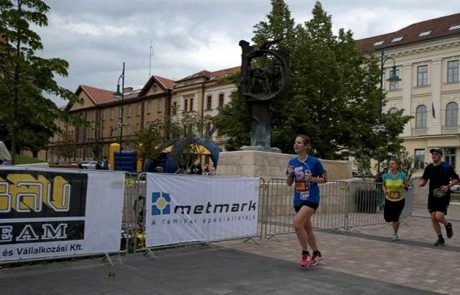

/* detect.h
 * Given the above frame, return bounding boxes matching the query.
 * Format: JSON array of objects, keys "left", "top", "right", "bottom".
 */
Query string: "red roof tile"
[
  {"left": 356, "top": 13, "right": 460, "bottom": 53},
  {"left": 210, "top": 66, "right": 240, "bottom": 80},
  {"left": 155, "top": 76, "right": 175, "bottom": 89},
  {"left": 78, "top": 85, "right": 115, "bottom": 104},
  {"left": 176, "top": 70, "right": 211, "bottom": 82},
  {"left": 139, "top": 75, "right": 175, "bottom": 97},
  {"left": 174, "top": 66, "right": 240, "bottom": 86}
]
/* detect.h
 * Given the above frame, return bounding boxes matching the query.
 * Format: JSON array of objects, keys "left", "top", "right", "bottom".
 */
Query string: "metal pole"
[
  {"left": 380, "top": 49, "right": 384, "bottom": 119},
  {"left": 378, "top": 50, "right": 385, "bottom": 174},
  {"left": 377, "top": 50, "right": 400, "bottom": 174},
  {"left": 119, "top": 62, "right": 125, "bottom": 171},
  {"left": 149, "top": 41, "right": 153, "bottom": 78}
]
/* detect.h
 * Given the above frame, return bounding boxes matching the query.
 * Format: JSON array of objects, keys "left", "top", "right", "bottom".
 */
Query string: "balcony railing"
[
  {"left": 411, "top": 127, "right": 427, "bottom": 136},
  {"left": 442, "top": 126, "right": 458, "bottom": 134}
]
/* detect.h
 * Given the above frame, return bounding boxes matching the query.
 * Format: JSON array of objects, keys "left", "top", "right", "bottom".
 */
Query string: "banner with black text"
[
  {"left": 145, "top": 174, "right": 259, "bottom": 247},
  {"left": 0, "top": 167, "right": 124, "bottom": 262}
]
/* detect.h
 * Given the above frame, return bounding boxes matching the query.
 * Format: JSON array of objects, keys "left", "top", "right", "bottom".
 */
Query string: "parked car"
[
  {"left": 79, "top": 161, "right": 98, "bottom": 169},
  {"left": 450, "top": 184, "right": 460, "bottom": 194}
]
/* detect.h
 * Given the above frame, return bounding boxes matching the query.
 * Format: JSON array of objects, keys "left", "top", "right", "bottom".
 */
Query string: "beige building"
[
  {"left": 170, "top": 67, "right": 239, "bottom": 147},
  {"left": 47, "top": 67, "right": 238, "bottom": 164},
  {"left": 47, "top": 78, "right": 174, "bottom": 163},
  {"left": 357, "top": 13, "right": 460, "bottom": 172}
]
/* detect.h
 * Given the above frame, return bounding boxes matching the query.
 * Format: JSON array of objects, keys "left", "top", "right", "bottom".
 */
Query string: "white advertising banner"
[
  {"left": 0, "top": 167, "right": 124, "bottom": 262},
  {"left": 145, "top": 174, "right": 260, "bottom": 247}
]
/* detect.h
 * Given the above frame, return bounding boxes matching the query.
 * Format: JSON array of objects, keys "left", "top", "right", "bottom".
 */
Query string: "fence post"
[{"left": 259, "top": 178, "right": 267, "bottom": 239}]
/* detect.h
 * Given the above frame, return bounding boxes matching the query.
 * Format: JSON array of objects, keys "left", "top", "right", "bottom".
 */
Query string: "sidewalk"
[
  {"left": 217, "top": 203, "right": 460, "bottom": 294},
  {"left": 0, "top": 205, "right": 458, "bottom": 294}
]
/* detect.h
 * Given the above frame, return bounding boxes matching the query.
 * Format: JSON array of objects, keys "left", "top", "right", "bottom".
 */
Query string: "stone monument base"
[
  {"left": 239, "top": 145, "right": 281, "bottom": 153},
  {"left": 216, "top": 150, "right": 352, "bottom": 181}
]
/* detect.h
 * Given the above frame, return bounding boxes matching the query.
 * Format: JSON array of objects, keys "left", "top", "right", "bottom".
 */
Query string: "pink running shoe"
[
  {"left": 310, "top": 250, "right": 322, "bottom": 266},
  {"left": 300, "top": 254, "right": 311, "bottom": 267},
  {"left": 309, "top": 255, "right": 319, "bottom": 266}
]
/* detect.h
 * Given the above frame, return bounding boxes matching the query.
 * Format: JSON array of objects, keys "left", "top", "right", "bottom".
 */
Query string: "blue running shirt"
[{"left": 287, "top": 155, "right": 325, "bottom": 206}]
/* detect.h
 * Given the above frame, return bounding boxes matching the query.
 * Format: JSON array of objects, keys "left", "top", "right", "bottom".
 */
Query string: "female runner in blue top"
[{"left": 286, "top": 135, "right": 327, "bottom": 267}]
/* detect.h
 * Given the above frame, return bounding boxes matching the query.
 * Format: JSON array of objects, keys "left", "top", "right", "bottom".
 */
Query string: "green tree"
[
  {"left": 371, "top": 109, "right": 412, "bottom": 171},
  {"left": 212, "top": 73, "right": 251, "bottom": 150},
  {"left": 14, "top": 120, "right": 52, "bottom": 156},
  {"left": 55, "top": 129, "right": 76, "bottom": 162},
  {"left": 92, "top": 142, "right": 102, "bottom": 160},
  {"left": 132, "top": 120, "right": 164, "bottom": 163},
  {"left": 0, "top": 0, "right": 76, "bottom": 164},
  {"left": 252, "top": 0, "right": 296, "bottom": 53},
  {"left": 274, "top": 2, "right": 385, "bottom": 159},
  {"left": 394, "top": 148, "right": 416, "bottom": 181},
  {"left": 215, "top": 0, "right": 410, "bottom": 164},
  {"left": 167, "top": 113, "right": 211, "bottom": 173}
]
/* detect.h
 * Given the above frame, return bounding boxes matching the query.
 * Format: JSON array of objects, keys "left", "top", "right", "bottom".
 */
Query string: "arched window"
[
  {"left": 415, "top": 105, "right": 427, "bottom": 128},
  {"left": 388, "top": 107, "right": 398, "bottom": 114},
  {"left": 445, "top": 102, "right": 458, "bottom": 127}
]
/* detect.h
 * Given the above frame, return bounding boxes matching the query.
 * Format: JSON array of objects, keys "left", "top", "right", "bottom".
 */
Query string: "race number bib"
[
  {"left": 433, "top": 188, "right": 445, "bottom": 198},
  {"left": 389, "top": 191, "right": 401, "bottom": 200},
  {"left": 295, "top": 181, "right": 310, "bottom": 200},
  {"left": 295, "top": 181, "right": 307, "bottom": 192}
]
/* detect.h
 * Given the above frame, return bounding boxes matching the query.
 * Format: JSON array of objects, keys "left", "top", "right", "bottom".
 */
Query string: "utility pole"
[{"left": 149, "top": 41, "right": 154, "bottom": 78}]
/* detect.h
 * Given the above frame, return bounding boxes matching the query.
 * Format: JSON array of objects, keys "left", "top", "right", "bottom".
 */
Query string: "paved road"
[
  {"left": 0, "top": 245, "right": 437, "bottom": 295},
  {"left": 0, "top": 204, "right": 458, "bottom": 294},
  {"left": 218, "top": 204, "right": 460, "bottom": 295}
]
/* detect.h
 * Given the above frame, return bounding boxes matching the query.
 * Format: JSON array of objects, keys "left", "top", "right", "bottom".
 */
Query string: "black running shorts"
[
  {"left": 294, "top": 200, "right": 319, "bottom": 212},
  {"left": 384, "top": 198, "right": 405, "bottom": 222},
  {"left": 428, "top": 195, "right": 450, "bottom": 215}
]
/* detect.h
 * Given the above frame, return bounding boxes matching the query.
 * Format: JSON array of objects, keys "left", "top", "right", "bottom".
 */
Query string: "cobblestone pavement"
[
  {"left": 0, "top": 197, "right": 458, "bottom": 294},
  {"left": 215, "top": 203, "right": 460, "bottom": 294}
]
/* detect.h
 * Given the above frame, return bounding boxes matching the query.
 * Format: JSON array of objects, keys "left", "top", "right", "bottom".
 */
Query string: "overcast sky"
[{"left": 35, "top": 0, "right": 460, "bottom": 106}]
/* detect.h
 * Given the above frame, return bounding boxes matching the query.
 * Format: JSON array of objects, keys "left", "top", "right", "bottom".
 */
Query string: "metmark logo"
[
  {"left": 151, "top": 191, "right": 257, "bottom": 217},
  {"left": 151, "top": 192, "right": 171, "bottom": 215}
]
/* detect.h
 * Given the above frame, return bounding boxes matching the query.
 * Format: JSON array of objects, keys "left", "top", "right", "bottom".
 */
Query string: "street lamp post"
[
  {"left": 379, "top": 50, "right": 400, "bottom": 117},
  {"left": 114, "top": 62, "right": 125, "bottom": 170},
  {"left": 377, "top": 50, "right": 400, "bottom": 173}
]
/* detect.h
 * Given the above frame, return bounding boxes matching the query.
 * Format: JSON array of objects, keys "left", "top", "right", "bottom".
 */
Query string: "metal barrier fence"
[
  {"left": 121, "top": 176, "right": 415, "bottom": 251},
  {"left": 260, "top": 178, "right": 415, "bottom": 239},
  {"left": 121, "top": 173, "right": 146, "bottom": 253}
]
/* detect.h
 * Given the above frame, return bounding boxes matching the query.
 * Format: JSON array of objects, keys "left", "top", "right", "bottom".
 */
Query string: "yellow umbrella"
[
  {"left": 161, "top": 145, "right": 173, "bottom": 153},
  {"left": 161, "top": 143, "right": 211, "bottom": 155}
]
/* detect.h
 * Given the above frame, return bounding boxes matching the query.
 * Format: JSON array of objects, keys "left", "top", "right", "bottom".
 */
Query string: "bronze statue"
[{"left": 239, "top": 40, "right": 289, "bottom": 150}]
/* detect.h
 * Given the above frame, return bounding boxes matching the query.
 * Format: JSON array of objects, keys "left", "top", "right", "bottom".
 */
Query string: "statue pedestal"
[
  {"left": 216, "top": 150, "right": 290, "bottom": 180},
  {"left": 240, "top": 145, "right": 281, "bottom": 153},
  {"left": 216, "top": 150, "right": 353, "bottom": 181}
]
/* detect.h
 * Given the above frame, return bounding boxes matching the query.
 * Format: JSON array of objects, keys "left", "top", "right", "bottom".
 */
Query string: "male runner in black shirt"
[{"left": 419, "top": 148, "right": 459, "bottom": 246}]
